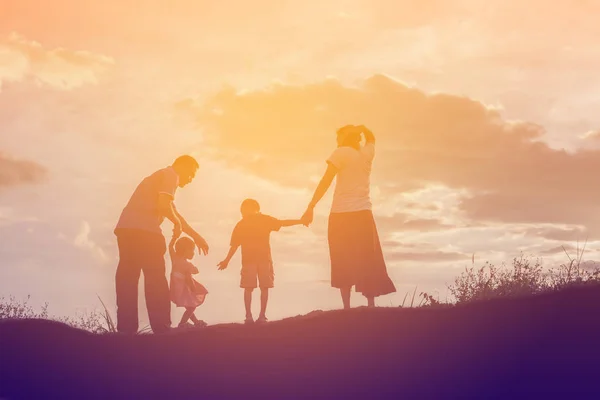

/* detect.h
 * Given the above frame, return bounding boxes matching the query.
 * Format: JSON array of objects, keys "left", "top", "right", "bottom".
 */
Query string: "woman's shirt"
[{"left": 327, "top": 143, "right": 375, "bottom": 214}]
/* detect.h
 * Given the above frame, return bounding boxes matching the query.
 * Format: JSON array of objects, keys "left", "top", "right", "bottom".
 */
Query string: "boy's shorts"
[{"left": 240, "top": 262, "right": 274, "bottom": 289}]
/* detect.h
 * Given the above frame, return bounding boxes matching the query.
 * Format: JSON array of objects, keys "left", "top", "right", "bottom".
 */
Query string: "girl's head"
[
  {"left": 240, "top": 198, "right": 260, "bottom": 218},
  {"left": 336, "top": 125, "right": 361, "bottom": 149},
  {"left": 175, "top": 236, "right": 195, "bottom": 260}
]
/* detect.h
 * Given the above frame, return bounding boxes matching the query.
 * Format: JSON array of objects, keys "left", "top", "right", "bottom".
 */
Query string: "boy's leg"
[
  {"left": 257, "top": 262, "right": 274, "bottom": 321},
  {"left": 244, "top": 288, "right": 254, "bottom": 321},
  {"left": 340, "top": 287, "right": 351, "bottom": 309},
  {"left": 241, "top": 264, "right": 258, "bottom": 322},
  {"left": 259, "top": 288, "right": 269, "bottom": 319}
]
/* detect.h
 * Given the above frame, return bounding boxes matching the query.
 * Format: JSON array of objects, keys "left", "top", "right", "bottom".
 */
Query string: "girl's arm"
[{"left": 168, "top": 235, "right": 177, "bottom": 259}]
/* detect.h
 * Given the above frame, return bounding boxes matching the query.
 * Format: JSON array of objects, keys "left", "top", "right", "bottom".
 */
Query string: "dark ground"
[{"left": 2, "top": 286, "right": 600, "bottom": 399}]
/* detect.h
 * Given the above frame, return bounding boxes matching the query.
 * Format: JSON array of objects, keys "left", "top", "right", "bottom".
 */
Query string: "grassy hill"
[{"left": 2, "top": 286, "right": 600, "bottom": 399}]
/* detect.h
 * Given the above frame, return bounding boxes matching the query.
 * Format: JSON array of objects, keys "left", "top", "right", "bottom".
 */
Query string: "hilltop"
[{"left": 2, "top": 287, "right": 600, "bottom": 399}]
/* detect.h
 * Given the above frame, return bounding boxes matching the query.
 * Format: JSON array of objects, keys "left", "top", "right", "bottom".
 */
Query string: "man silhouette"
[{"left": 114, "top": 155, "right": 209, "bottom": 334}]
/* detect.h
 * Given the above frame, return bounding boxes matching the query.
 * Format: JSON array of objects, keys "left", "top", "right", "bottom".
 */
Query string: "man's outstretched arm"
[{"left": 173, "top": 204, "right": 209, "bottom": 255}]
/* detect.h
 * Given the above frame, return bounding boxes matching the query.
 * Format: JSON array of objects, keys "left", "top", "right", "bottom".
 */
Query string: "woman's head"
[
  {"left": 175, "top": 236, "right": 195, "bottom": 260},
  {"left": 240, "top": 198, "right": 260, "bottom": 218},
  {"left": 336, "top": 125, "right": 361, "bottom": 149}
]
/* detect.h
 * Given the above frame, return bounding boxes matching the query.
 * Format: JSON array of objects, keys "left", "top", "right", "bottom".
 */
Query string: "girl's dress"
[{"left": 170, "top": 255, "right": 208, "bottom": 308}]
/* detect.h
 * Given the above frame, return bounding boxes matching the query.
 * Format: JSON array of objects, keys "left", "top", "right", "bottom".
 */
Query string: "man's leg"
[
  {"left": 142, "top": 236, "right": 171, "bottom": 334},
  {"left": 340, "top": 287, "right": 351, "bottom": 309},
  {"left": 258, "top": 288, "right": 269, "bottom": 320},
  {"left": 244, "top": 288, "right": 254, "bottom": 321},
  {"left": 115, "top": 234, "right": 142, "bottom": 334}
]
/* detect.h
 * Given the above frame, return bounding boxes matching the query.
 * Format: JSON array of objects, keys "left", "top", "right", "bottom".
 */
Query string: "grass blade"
[{"left": 410, "top": 286, "right": 418, "bottom": 308}]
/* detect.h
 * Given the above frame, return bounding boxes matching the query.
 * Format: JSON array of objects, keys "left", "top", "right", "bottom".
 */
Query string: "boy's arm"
[
  {"left": 279, "top": 219, "right": 303, "bottom": 227},
  {"left": 218, "top": 245, "right": 239, "bottom": 270}
]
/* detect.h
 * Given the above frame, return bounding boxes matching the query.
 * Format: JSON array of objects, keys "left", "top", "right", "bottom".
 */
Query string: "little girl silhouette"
[{"left": 169, "top": 235, "right": 208, "bottom": 329}]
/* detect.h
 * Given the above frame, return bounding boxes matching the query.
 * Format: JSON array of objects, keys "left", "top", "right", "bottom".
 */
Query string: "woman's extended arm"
[{"left": 302, "top": 164, "right": 338, "bottom": 226}]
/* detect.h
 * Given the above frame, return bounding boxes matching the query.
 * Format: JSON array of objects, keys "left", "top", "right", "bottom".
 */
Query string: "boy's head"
[
  {"left": 175, "top": 236, "right": 195, "bottom": 260},
  {"left": 240, "top": 198, "right": 260, "bottom": 218}
]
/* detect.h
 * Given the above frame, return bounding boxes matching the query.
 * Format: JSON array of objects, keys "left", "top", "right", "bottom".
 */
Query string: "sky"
[{"left": 2, "top": 0, "right": 600, "bottom": 326}]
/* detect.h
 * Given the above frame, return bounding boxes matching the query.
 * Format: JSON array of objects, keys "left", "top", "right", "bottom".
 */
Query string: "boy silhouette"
[{"left": 218, "top": 199, "right": 304, "bottom": 324}]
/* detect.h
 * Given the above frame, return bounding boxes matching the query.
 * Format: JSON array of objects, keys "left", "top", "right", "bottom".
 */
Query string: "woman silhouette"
[{"left": 302, "top": 125, "right": 396, "bottom": 308}]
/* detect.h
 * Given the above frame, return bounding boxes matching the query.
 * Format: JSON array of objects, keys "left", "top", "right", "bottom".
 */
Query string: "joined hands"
[{"left": 301, "top": 208, "right": 314, "bottom": 227}]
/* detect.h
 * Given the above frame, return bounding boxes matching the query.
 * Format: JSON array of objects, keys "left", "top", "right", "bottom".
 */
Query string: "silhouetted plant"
[
  {"left": 0, "top": 295, "right": 48, "bottom": 320},
  {"left": 420, "top": 241, "right": 600, "bottom": 307},
  {"left": 445, "top": 255, "right": 600, "bottom": 305},
  {"left": 0, "top": 295, "right": 112, "bottom": 333},
  {"left": 447, "top": 256, "right": 549, "bottom": 304}
]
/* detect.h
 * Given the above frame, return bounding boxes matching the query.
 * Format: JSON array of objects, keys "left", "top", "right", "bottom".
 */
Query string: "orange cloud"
[
  {"left": 539, "top": 245, "right": 577, "bottom": 256},
  {"left": 522, "top": 226, "right": 590, "bottom": 243},
  {"left": 0, "top": 32, "right": 113, "bottom": 90},
  {"left": 376, "top": 214, "right": 453, "bottom": 233},
  {"left": 581, "top": 130, "right": 600, "bottom": 141},
  {"left": 387, "top": 250, "right": 467, "bottom": 262},
  {"left": 0, "top": 152, "right": 46, "bottom": 188},
  {"left": 182, "top": 74, "right": 600, "bottom": 237}
]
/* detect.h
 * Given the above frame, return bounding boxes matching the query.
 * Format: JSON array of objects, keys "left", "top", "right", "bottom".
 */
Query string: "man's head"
[
  {"left": 172, "top": 155, "right": 199, "bottom": 187},
  {"left": 336, "top": 125, "right": 362, "bottom": 149},
  {"left": 240, "top": 198, "right": 260, "bottom": 218}
]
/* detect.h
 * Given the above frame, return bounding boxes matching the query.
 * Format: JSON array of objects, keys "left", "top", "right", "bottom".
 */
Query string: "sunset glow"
[{"left": 3, "top": 0, "right": 600, "bottom": 326}]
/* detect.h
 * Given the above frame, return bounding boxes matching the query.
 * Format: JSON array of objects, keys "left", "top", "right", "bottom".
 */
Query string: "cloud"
[
  {"left": 376, "top": 213, "right": 453, "bottom": 233},
  {"left": 539, "top": 245, "right": 576, "bottom": 256},
  {"left": 387, "top": 250, "right": 468, "bottom": 262},
  {"left": 581, "top": 130, "right": 600, "bottom": 141},
  {"left": 398, "top": 217, "right": 452, "bottom": 231},
  {"left": 0, "top": 32, "right": 113, "bottom": 91},
  {"left": 0, "top": 152, "right": 47, "bottom": 188},
  {"left": 525, "top": 226, "right": 589, "bottom": 242},
  {"left": 182, "top": 74, "right": 600, "bottom": 238},
  {"left": 74, "top": 221, "right": 108, "bottom": 263}
]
